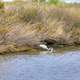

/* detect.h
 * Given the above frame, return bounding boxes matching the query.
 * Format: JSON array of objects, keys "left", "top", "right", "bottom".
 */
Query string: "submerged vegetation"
[{"left": 0, "top": 1, "right": 80, "bottom": 53}]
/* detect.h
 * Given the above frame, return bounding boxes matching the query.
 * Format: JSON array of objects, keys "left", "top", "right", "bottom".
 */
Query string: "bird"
[
  {"left": 48, "top": 47, "right": 54, "bottom": 53},
  {"left": 39, "top": 44, "right": 55, "bottom": 53},
  {"left": 39, "top": 44, "right": 48, "bottom": 50}
]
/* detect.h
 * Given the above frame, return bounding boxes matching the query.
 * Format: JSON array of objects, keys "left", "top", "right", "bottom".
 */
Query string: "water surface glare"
[{"left": 0, "top": 51, "right": 80, "bottom": 80}]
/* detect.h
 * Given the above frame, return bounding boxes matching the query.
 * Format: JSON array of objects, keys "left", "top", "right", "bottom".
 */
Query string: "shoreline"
[{"left": 0, "top": 44, "right": 79, "bottom": 54}]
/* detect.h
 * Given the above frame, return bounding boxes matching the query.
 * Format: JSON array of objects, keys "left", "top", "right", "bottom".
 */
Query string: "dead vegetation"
[{"left": 0, "top": 2, "right": 80, "bottom": 53}]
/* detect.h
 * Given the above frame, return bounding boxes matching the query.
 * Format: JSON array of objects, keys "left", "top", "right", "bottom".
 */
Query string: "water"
[{"left": 0, "top": 50, "right": 80, "bottom": 80}]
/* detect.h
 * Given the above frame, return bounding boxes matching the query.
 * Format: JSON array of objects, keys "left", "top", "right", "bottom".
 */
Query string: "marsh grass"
[{"left": 0, "top": 2, "right": 80, "bottom": 48}]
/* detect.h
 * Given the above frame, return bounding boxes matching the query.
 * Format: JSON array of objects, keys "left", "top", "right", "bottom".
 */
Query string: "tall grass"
[{"left": 0, "top": 2, "right": 80, "bottom": 45}]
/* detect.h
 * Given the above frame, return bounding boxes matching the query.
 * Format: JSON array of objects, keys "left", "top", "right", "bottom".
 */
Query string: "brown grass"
[{"left": 0, "top": 2, "right": 80, "bottom": 51}]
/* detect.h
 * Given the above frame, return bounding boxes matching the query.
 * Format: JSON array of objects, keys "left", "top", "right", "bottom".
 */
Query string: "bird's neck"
[{"left": 48, "top": 48, "right": 53, "bottom": 52}]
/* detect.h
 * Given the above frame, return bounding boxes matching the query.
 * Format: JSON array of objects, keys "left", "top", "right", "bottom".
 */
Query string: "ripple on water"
[{"left": 0, "top": 51, "right": 80, "bottom": 80}]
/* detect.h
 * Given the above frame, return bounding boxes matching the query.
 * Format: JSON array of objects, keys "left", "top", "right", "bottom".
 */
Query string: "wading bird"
[{"left": 39, "top": 44, "right": 55, "bottom": 53}]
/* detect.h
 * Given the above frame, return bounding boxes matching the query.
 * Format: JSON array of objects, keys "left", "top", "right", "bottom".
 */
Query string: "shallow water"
[{"left": 0, "top": 50, "right": 80, "bottom": 80}]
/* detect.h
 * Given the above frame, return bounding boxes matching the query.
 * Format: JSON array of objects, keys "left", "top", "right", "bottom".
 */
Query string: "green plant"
[
  {"left": 48, "top": 0, "right": 61, "bottom": 5},
  {"left": 32, "top": 0, "right": 45, "bottom": 2},
  {"left": 0, "top": 2, "right": 4, "bottom": 9}
]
